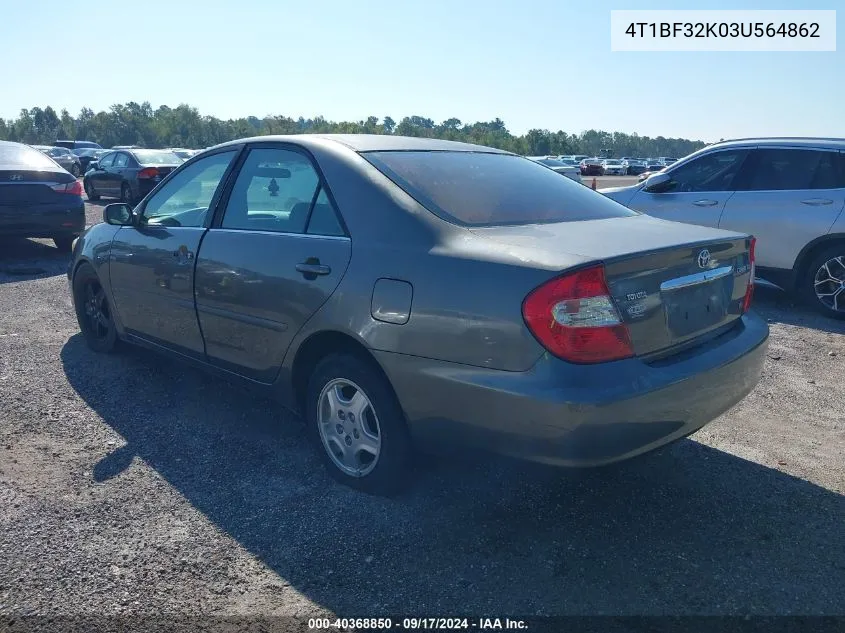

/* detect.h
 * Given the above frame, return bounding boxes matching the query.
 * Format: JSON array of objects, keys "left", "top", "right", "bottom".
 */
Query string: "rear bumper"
[
  {"left": 375, "top": 312, "right": 768, "bottom": 467},
  {"left": 0, "top": 201, "right": 85, "bottom": 238}
]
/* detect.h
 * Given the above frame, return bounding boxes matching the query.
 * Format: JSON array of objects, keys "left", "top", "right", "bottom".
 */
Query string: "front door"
[
  {"left": 108, "top": 149, "right": 240, "bottom": 358},
  {"left": 194, "top": 145, "right": 351, "bottom": 382},
  {"left": 626, "top": 148, "right": 750, "bottom": 228},
  {"left": 88, "top": 152, "right": 115, "bottom": 195}
]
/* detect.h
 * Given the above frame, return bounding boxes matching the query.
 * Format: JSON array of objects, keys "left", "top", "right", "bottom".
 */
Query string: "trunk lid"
[
  {"left": 470, "top": 214, "right": 754, "bottom": 358},
  {"left": 0, "top": 169, "right": 75, "bottom": 206}
]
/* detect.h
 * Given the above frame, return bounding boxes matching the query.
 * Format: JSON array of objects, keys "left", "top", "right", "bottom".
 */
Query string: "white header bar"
[{"left": 610, "top": 10, "right": 837, "bottom": 52}]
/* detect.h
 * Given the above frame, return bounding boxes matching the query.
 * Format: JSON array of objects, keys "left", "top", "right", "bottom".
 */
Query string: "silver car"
[{"left": 601, "top": 138, "right": 845, "bottom": 319}]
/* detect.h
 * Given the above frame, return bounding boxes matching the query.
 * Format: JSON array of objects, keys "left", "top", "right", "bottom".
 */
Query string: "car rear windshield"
[
  {"left": 133, "top": 150, "right": 182, "bottom": 164},
  {"left": 0, "top": 144, "right": 58, "bottom": 169},
  {"left": 364, "top": 151, "right": 639, "bottom": 227}
]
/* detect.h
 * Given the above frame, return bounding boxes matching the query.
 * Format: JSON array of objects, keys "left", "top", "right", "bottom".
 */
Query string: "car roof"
[
  {"left": 209, "top": 134, "right": 512, "bottom": 154},
  {"left": 707, "top": 137, "right": 845, "bottom": 151}
]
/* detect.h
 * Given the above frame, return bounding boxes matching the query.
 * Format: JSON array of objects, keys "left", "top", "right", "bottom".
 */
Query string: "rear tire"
[
  {"left": 801, "top": 244, "right": 845, "bottom": 320},
  {"left": 120, "top": 183, "right": 133, "bottom": 205},
  {"left": 305, "top": 353, "right": 413, "bottom": 496},
  {"left": 53, "top": 236, "right": 74, "bottom": 252},
  {"left": 72, "top": 263, "right": 120, "bottom": 353},
  {"left": 84, "top": 180, "right": 100, "bottom": 201}
]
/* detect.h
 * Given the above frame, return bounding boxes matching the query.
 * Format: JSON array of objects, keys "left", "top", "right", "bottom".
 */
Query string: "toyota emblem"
[{"left": 697, "top": 249, "right": 711, "bottom": 269}]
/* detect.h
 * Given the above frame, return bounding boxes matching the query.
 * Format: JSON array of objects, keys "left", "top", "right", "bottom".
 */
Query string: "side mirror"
[
  {"left": 103, "top": 203, "right": 135, "bottom": 226},
  {"left": 642, "top": 172, "right": 671, "bottom": 193}
]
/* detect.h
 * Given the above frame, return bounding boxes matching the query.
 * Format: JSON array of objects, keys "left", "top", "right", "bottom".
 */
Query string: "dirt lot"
[{"left": 1, "top": 198, "right": 844, "bottom": 622}]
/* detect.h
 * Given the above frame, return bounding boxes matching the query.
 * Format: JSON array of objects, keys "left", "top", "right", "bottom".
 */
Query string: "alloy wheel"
[
  {"left": 813, "top": 255, "right": 845, "bottom": 313},
  {"left": 83, "top": 280, "right": 112, "bottom": 341}
]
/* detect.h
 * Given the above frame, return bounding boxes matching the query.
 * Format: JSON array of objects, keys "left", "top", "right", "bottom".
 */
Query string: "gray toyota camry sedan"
[{"left": 67, "top": 135, "right": 769, "bottom": 495}]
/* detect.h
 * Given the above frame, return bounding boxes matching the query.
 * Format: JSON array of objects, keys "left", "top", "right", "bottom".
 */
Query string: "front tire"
[
  {"left": 801, "top": 244, "right": 845, "bottom": 320},
  {"left": 72, "top": 263, "right": 120, "bottom": 353},
  {"left": 305, "top": 353, "right": 413, "bottom": 495}
]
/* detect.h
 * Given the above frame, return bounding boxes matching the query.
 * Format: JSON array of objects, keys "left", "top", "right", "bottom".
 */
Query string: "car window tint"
[
  {"left": 97, "top": 153, "right": 115, "bottom": 168},
  {"left": 141, "top": 150, "right": 237, "bottom": 228},
  {"left": 809, "top": 151, "right": 845, "bottom": 190},
  {"left": 306, "top": 187, "right": 345, "bottom": 237},
  {"left": 113, "top": 153, "right": 128, "bottom": 168},
  {"left": 364, "top": 151, "right": 638, "bottom": 227},
  {"left": 221, "top": 148, "right": 320, "bottom": 234},
  {"left": 662, "top": 150, "right": 749, "bottom": 193},
  {"left": 741, "top": 149, "right": 828, "bottom": 191}
]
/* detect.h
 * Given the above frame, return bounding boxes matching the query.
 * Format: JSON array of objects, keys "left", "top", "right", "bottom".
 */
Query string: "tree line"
[{"left": 0, "top": 103, "right": 707, "bottom": 158}]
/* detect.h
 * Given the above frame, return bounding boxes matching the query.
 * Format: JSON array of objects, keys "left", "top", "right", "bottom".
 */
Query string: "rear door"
[
  {"left": 108, "top": 148, "right": 240, "bottom": 358},
  {"left": 719, "top": 147, "right": 845, "bottom": 270},
  {"left": 625, "top": 148, "right": 750, "bottom": 227},
  {"left": 195, "top": 144, "right": 351, "bottom": 383}
]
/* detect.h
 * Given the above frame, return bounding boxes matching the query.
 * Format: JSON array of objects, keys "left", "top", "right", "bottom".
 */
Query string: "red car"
[{"left": 580, "top": 158, "right": 603, "bottom": 176}]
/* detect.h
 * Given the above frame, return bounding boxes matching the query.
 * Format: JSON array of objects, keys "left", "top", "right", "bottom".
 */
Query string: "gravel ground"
[{"left": 1, "top": 200, "right": 844, "bottom": 627}]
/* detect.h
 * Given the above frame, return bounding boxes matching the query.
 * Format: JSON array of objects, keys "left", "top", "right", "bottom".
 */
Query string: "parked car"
[
  {"left": 170, "top": 148, "right": 199, "bottom": 160},
  {"left": 638, "top": 167, "right": 664, "bottom": 182},
  {"left": 0, "top": 140, "right": 85, "bottom": 251},
  {"left": 601, "top": 137, "right": 845, "bottom": 318},
  {"left": 622, "top": 158, "right": 648, "bottom": 176},
  {"left": 658, "top": 157, "right": 679, "bottom": 166},
  {"left": 571, "top": 155, "right": 589, "bottom": 163},
  {"left": 111, "top": 145, "right": 143, "bottom": 150},
  {"left": 54, "top": 140, "right": 102, "bottom": 151},
  {"left": 83, "top": 148, "right": 184, "bottom": 204},
  {"left": 580, "top": 157, "right": 603, "bottom": 176},
  {"left": 527, "top": 156, "right": 583, "bottom": 183},
  {"left": 600, "top": 159, "right": 626, "bottom": 176},
  {"left": 33, "top": 145, "right": 83, "bottom": 177},
  {"left": 72, "top": 148, "right": 107, "bottom": 173},
  {"left": 68, "top": 134, "right": 767, "bottom": 494}
]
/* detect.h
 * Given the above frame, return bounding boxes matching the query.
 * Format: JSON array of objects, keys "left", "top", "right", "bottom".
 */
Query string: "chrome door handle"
[
  {"left": 800, "top": 198, "right": 833, "bottom": 206},
  {"left": 692, "top": 199, "right": 718, "bottom": 207}
]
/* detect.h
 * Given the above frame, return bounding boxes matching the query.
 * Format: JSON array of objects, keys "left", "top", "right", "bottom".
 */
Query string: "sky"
[{"left": 0, "top": 0, "right": 841, "bottom": 142}]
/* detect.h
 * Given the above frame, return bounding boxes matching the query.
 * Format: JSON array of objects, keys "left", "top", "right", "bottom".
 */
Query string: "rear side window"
[
  {"left": 221, "top": 148, "right": 320, "bottom": 234},
  {"left": 738, "top": 148, "right": 845, "bottom": 191},
  {"left": 364, "top": 151, "right": 638, "bottom": 227},
  {"left": 0, "top": 143, "right": 57, "bottom": 169}
]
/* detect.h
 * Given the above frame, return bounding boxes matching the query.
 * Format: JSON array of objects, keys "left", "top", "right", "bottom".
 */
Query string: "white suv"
[{"left": 601, "top": 138, "right": 845, "bottom": 319}]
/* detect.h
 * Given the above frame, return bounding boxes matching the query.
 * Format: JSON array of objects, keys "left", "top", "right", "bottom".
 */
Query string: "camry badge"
[{"left": 697, "top": 249, "right": 711, "bottom": 269}]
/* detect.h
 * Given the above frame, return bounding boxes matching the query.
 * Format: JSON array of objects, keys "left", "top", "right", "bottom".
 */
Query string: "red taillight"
[
  {"left": 137, "top": 167, "right": 159, "bottom": 179},
  {"left": 522, "top": 264, "right": 634, "bottom": 364},
  {"left": 52, "top": 180, "right": 84, "bottom": 196},
  {"left": 742, "top": 237, "right": 756, "bottom": 313}
]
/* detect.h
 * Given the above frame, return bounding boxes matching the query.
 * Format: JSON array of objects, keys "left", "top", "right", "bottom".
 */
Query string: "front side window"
[
  {"left": 364, "top": 151, "right": 638, "bottom": 227},
  {"left": 220, "top": 148, "right": 320, "bottom": 233},
  {"left": 659, "top": 149, "right": 749, "bottom": 193},
  {"left": 738, "top": 148, "right": 845, "bottom": 191},
  {"left": 141, "top": 150, "right": 237, "bottom": 227},
  {"left": 97, "top": 153, "right": 115, "bottom": 168}
]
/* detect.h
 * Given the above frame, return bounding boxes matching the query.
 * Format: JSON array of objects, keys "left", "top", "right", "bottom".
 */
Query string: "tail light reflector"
[
  {"left": 522, "top": 264, "right": 634, "bottom": 364},
  {"left": 742, "top": 237, "right": 756, "bottom": 313},
  {"left": 52, "top": 180, "right": 84, "bottom": 196},
  {"left": 137, "top": 167, "right": 160, "bottom": 179}
]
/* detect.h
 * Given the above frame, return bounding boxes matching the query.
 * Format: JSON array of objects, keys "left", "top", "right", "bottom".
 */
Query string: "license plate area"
[{"left": 662, "top": 276, "right": 732, "bottom": 339}]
